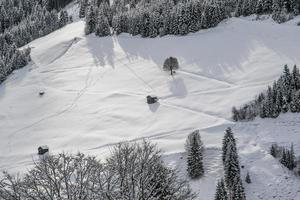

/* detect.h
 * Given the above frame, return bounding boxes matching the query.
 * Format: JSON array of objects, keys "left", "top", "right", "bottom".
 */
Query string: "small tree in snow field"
[
  {"left": 163, "top": 57, "right": 179, "bottom": 76},
  {"left": 245, "top": 172, "right": 251, "bottom": 184}
]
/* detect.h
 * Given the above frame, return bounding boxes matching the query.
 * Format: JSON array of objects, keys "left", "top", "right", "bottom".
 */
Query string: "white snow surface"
[{"left": 1, "top": 17, "right": 300, "bottom": 199}]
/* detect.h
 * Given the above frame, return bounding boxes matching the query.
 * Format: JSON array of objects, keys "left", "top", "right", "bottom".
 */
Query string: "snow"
[{"left": 1, "top": 17, "right": 300, "bottom": 199}]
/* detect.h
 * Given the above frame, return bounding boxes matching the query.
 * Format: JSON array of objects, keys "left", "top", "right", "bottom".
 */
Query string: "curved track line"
[{"left": 177, "top": 69, "right": 235, "bottom": 87}]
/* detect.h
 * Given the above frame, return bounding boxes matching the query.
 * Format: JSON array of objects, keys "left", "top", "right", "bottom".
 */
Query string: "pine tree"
[
  {"left": 270, "top": 144, "right": 278, "bottom": 158},
  {"left": 59, "top": 10, "right": 69, "bottom": 28},
  {"left": 222, "top": 128, "right": 244, "bottom": 199},
  {"left": 232, "top": 107, "right": 240, "bottom": 121},
  {"left": 95, "top": 11, "right": 111, "bottom": 37},
  {"left": 287, "top": 143, "right": 296, "bottom": 170},
  {"left": 79, "top": 0, "right": 88, "bottom": 18},
  {"left": 245, "top": 171, "right": 251, "bottom": 184},
  {"left": 224, "top": 139, "right": 241, "bottom": 193},
  {"left": 85, "top": 5, "right": 97, "bottom": 35},
  {"left": 185, "top": 130, "right": 204, "bottom": 179},
  {"left": 222, "top": 127, "right": 236, "bottom": 164},
  {"left": 292, "top": 65, "right": 300, "bottom": 90},
  {"left": 281, "top": 149, "right": 288, "bottom": 166},
  {"left": 283, "top": 65, "right": 293, "bottom": 103},
  {"left": 214, "top": 179, "right": 228, "bottom": 200},
  {"left": 233, "top": 178, "right": 246, "bottom": 200},
  {"left": 290, "top": 91, "right": 300, "bottom": 112}
]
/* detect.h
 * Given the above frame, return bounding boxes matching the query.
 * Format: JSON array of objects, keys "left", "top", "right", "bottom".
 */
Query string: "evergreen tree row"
[
  {"left": 84, "top": 0, "right": 227, "bottom": 37},
  {"left": 0, "top": 0, "right": 71, "bottom": 34},
  {"left": 235, "top": 0, "right": 300, "bottom": 23},
  {"left": 215, "top": 127, "right": 246, "bottom": 200},
  {"left": 232, "top": 65, "right": 300, "bottom": 121},
  {"left": 270, "top": 143, "right": 297, "bottom": 170},
  {"left": 8, "top": 4, "right": 69, "bottom": 47},
  {"left": 0, "top": 36, "right": 30, "bottom": 83},
  {"left": 84, "top": 0, "right": 300, "bottom": 38},
  {"left": 0, "top": 1, "right": 70, "bottom": 85}
]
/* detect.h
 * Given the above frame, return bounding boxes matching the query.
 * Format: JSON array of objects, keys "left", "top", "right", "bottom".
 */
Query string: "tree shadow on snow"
[
  {"left": 85, "top": 35, "right": 115, "bottom": 69},
  {"left": 148, "top": 102, "right": 160, "bottom": 113},
  {"left": 169, "top": 77, "right": 188, "bottom": 98}
]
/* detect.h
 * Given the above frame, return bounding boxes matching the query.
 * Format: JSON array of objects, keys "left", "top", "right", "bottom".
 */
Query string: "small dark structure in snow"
[
  {"left": 39, "top": 91, "right": 45, "bottom": 97},
  {"left": 38, "top": 146, "right": 49, "bottom": 155},
  {"left": 147, "top": 95, "right": 158, "bottom": 104}
]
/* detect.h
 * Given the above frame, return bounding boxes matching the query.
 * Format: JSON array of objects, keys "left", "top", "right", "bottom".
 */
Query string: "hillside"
[{"left": 0, "top": 16, "right": 300, "bottom": 199}]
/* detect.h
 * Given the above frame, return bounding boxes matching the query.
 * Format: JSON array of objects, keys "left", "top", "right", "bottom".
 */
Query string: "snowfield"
[{"left": 0, "top": 16, "right": 300, "bottom": 199}]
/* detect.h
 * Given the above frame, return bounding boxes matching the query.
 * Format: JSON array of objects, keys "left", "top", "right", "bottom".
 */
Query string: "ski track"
[
  {"left": 177, "top": 69, "right": 235, "bottom": 87},
  {"left": 7, "top": 39, "right": 93, "bottom": 153},
  {"left": 1, "top": 15, "right": 300, "bottom": 200},
  {"left": 47, "top": 37, "right": 82, "bottom": 65}
]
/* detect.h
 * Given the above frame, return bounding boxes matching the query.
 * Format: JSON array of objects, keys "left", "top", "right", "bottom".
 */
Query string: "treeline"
[
  {"left": 0, "top": 141, "right": 195, "bottom": 200},
  {"left": 84, "top": 0, "right": 227, "bottom": 37},
  {"left": 0, "top": 0, "right": 71, "bottom": 34},
  {"left": 0, "top": 36, "right": 30, "bottom": 82},
  {"left": 0, "top": 0, "right": 39, "bottom": 33},
  {"left": 232, "top": 65, "right": 300, "bottom": 121},
  {"left": 8, "top": 5, "right": 69, "bottom": 47},
  {"left": 47, "top": 0, "right": 74, "bottom": 10},
  {"left": 236, "top": 0, "right": 300, "bottom": 23},
  {"left": 82, "top": 0, "right": 300, "bottom": 38},
  {"left": 270, "top": 143, "right": 298, "bottom": 171},
  {"left": 0, "top": 0, "right": 70, "bottom": 84}
]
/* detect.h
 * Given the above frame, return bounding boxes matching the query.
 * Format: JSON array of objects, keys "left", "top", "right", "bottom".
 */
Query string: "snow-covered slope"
[{"left": 0, "top": 17, "right": 300, "bottom": 199}]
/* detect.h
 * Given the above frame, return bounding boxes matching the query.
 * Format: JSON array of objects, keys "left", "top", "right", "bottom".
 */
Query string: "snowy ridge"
[{"left": 0, "top": 17, "right": 300, "bottom": 199}]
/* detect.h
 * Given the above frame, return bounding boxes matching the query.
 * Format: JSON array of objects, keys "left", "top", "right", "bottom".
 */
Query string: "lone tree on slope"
[
  {"left": 163, "top": 57, "right": 179, "bottom": 76},
  {"left": 185, "top": 130, "right": 204, "bottom": 179},
  {"left": 245, "top": 171, "right": 251, "bottom": 184}
]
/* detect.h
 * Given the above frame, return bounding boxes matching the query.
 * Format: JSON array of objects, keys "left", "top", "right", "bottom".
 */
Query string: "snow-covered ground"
[{"left": 0, "top": 16, "right": 300, "bottom": 199}]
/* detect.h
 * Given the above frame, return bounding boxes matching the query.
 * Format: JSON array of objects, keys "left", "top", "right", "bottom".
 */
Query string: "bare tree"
[
  {"left": 0, "top": 153, "right": 106, "bottom": 200},
  {"left": 105, "top": 140, "right": 195, "bottom": 200},
  {"left": 163, "top": 57, "right": 179, "bottom": 76},
  {"left": 0, "top": 141, "right": 195, "bottom": 200}
]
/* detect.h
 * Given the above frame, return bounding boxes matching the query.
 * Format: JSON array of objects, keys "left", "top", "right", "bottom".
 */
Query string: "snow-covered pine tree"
[
  {"left": 59, "top": 10, "right": 69, "bottom": 28},
  {"left": 79, "top": 0, "right": 88, "bottom": 18},
  {"left": 282, "top": 64, "right": 293, "bottom": 102},
  {"left": 291, "top": 65, "right": 300, "bottom": 90},
  {"left": 185, "top": 130, "right": 204, "bottom": 179},
  {"left": 222, "top": 127, "right": 236, "bottom": 164},
  {"left": 214, "top": 178, "right": 228, "bottom": 200},
  {"left": 290, "top": 91, "right": 300, "bottom": 112},
  {"left": 233, "top": 178, "right": 246, "bottom": 200},
  {"left": 270, "top": 143, "right": 278, "bottom": 158},
  {"left": 112, "top": 14, "right": 122, "bottom": 35},
  {"left": 224, "top": 139, "right": 241, "bottom": 195},
  {"left": 95, "top": 11, "right": 111, "bottom": 37},
  {"left": 287, "top": 143, "right": 296, "bottom": 170},
  {"left": 85, "top": 5, "right": 97, "bottom": 35},
  {"left": 281, "top": 148, "right": 288, "bottom": 166}
]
